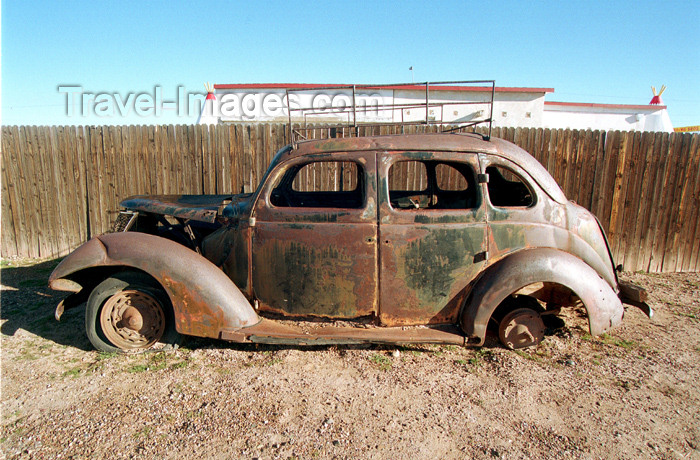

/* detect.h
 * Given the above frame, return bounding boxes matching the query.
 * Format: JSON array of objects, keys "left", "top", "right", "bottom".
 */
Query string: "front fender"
[
  {"left": 49, "top": 232, "right": 260, "bottom": 338},
  {"left": 460, "top": 248, "right": 623, "bottom": 344}
]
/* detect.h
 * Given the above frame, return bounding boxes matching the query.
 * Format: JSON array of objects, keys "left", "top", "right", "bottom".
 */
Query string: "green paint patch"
[{"left": 401, "top": 227, "right": 484, "bottom": 306}]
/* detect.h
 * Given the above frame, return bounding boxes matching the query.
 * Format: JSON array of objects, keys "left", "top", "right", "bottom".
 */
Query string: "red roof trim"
[
  {"left": 214, "top": 83, "right": 554, "bottom": 93},
  {"left": 545, "top": 101, "right": 666, "bottom": 110}
]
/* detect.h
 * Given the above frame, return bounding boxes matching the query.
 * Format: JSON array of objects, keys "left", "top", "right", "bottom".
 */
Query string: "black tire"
[{"left": 86, "top": 271, "right": 181, "bottom": 353}]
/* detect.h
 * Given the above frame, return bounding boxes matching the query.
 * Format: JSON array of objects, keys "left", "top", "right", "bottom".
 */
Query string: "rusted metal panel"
[
  {"left": 480, "top": 153, "right": 618, "bottom": 290},
  {"left": 49, "top": 232, "right": 259, "bottom": 338},
  {"left": 461, "top": 248, "right": 624, "bottom": 344},
  {"left": 377, "top": 151, "right": 488, "bottom": 326},
  {"left": 247, "top": 151, "right": 379, "bottom": 319},
  {"left": 120, "top": 194, "right": 235, "bottom": 223},
  {"left": 251, "top": 223, "right": 378, "bottom": 318},
  {"left": 201, "top": 222, "right": 253, "bottom": 297},
  {"left": 221, "top": 318, "right": 465, "bottom": 346}
]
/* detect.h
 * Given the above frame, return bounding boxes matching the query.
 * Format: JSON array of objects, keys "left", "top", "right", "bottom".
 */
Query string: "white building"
[
  {"left": 198, "top": 83, "right": 674, "bottom": 133},
  {"left": 542, "top": 101, "right": 672, "bottom": 132}
]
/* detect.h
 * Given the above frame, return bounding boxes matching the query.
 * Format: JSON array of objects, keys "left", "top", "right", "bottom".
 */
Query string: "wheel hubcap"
[
  {"left": 100, "top": 289, "right": 166, "bottom": 350},
  {"left": 499, "top": 308, "right": 545, "bottom": 350}
]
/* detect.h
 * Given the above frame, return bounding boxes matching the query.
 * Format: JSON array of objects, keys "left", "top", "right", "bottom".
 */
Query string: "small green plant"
[
  {"left": 127, "top": 364, "right": 149, "bottom": 373},
  {"left": 170, "top": 361, "right": 189, "bottom": 370},
  {"left": 600, "top": 333, "right": 636, "bottom": 349},
  {"left": 62, "top": 367, "right": 82, "bottom": 378},
  {"left": 133, "top": 426, "right": 152, "bottom": 439},
  {"left": 674, "top": 311, "right": 698, "bottom": 320},
  {"left": 369, "top": 353, "right": 392, "bottom": 371},
  {"left": 97, "top": 351, "right": 120, "bottom": 361},
  {"left": 514, "top": 349, "right": 545, "bottom": 363}
]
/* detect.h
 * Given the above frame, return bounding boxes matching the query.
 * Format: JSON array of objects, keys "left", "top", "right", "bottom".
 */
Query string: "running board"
[{"left": 221, "top": 319, "right": 466, "bottom": 346}]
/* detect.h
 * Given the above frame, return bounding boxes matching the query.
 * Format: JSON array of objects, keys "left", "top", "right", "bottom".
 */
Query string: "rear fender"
[
  {"left": 460, "top": 248, "right": 623, "bottom": 345},
  {"left": 49, "top": 232, "right": 260, "bottom": 338}
]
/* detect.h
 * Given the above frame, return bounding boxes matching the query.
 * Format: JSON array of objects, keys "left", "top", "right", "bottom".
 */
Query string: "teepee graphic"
[
  {"left": 649, "top": 85, "right": 666, "bottom": 105},
  {"left": 197, "top": 82, "right": 218, "bottom": 124}
]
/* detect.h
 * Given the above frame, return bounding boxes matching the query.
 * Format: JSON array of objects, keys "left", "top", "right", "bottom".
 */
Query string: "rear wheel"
[
  {"left": 498, "top": 307, "right": 545, "bottom": 349},
  {"left": 493, "top": 295, "right": 545, "bottom": 350},
  {"left": 86, "top": 272, "right": 180, "bottom": 353}
]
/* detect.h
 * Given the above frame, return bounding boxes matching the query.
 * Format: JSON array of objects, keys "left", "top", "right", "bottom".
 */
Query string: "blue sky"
[{"left": 2, "top": 0, "right": 699, "bottom": 127}]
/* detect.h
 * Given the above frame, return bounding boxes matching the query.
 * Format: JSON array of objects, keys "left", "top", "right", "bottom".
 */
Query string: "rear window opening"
[
  {"left": 486, "top": 165, "right": 534, "bottom": 207},
  {"left": 388, "top": 160, "right": 478, "bottom": 210}
]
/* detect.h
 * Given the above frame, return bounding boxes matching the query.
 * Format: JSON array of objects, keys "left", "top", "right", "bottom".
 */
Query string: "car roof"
[{"left": 273, "top": 133, "right": 567, "bottom": 204}]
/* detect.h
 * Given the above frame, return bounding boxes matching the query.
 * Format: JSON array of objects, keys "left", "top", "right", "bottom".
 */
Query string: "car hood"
[{"left": 120, "top": 194, "right": 253, "bottom": 223}]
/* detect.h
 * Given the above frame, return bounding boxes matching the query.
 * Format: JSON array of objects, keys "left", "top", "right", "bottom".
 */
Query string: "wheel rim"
[
  {"left": 99, "top": 289, "right": 166, "bottom": 350},
  {"left": 498, "top": 308, "right": 545, "bottom": 350}
]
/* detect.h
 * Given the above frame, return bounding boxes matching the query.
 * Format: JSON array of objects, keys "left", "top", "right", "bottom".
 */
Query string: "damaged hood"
[{"left": 120, "top": 194, "right": 253, "bottom": 223}]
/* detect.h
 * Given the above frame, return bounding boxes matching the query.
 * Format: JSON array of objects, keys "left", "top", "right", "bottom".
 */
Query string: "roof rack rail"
[{"left": 286, "top": 80, "right": 495, "bottom": 144}]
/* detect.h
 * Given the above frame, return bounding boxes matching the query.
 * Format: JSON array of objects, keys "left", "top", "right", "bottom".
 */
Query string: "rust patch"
[{"left": 160, "top": 275, "right": 226, "bottom": 339}]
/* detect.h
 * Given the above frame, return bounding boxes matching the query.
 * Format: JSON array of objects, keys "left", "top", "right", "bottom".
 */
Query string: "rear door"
[
  {"left": 250, "top": 152, "right": 378, "bottom": 319},
  {"left": 377, "top": 151, "right": 487, "bottom": 326}
]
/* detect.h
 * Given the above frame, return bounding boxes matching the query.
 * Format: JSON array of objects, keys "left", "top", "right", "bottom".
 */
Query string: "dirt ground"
[{"left": 1, "top": 259, "right": 699, "bottom": 460}]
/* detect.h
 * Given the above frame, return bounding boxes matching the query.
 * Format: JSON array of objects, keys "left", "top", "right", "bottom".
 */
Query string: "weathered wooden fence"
[{"left": 1, "top": 124, "right": 699, "bottom": 272}]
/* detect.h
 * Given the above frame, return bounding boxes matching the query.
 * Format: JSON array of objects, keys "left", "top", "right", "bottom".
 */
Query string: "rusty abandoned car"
[{"left": 49, "top": 81, "right": 651, "bottom": 352}]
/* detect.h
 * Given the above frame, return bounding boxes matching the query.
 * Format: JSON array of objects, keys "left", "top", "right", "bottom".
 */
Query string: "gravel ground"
[{"left": 1, "top": 259, "right": 699, "bottom": 459}]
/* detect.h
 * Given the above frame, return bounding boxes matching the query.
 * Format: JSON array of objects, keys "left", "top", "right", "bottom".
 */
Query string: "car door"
[
  {"left": 378, "top": 150, "right": 488, "bottom": 326},
  {"left": 250, "top": 152, "right": 378, "bottom": 319}
]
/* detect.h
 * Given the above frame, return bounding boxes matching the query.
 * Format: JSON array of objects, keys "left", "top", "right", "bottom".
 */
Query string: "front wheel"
[{"left": 86, "top": 272, "right": 181, "bottom": 352}]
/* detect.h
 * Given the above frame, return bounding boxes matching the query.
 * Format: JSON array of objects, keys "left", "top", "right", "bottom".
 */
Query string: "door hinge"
[{"left": 477, "top": 173, "right": 489, "bottom": 184}]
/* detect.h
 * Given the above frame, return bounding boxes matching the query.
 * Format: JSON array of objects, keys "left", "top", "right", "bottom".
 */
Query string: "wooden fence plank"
[
  {"left": 74, "top": 126, "right": 90, "bottom": 243},
  {"left": 624, "top": 132, "right": 654, "bottom": 271},
  {"left": 609, "top": 132, "right": 634, "bottom": 263},
  {"left": 647, "top": 133, "right": 674, "bottom": 271},
  {"left": 1, "top": 127, "right": 20, "bottom": 257},
  {"left": 616, "top": 132, "right": 642, "bottom": 269},
  {"left": 54, "top": 127, "right": 73, "bottom": 255},
  {"left": 27, "top": 126, "right": 49, "bottom": 257},
  {"left": 3, "top": 127, "right": 26, "bottom": 257},
  {"left": 661, "top": 134, "right": 693, "bottom": 272},
  {"left": 680, "top": 134, "right": 700, "bottom": 271}
]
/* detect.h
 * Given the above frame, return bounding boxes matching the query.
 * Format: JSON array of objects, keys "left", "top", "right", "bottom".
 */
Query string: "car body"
[{"left": 49, "top": 132, "right": 651, "bottom": 352}]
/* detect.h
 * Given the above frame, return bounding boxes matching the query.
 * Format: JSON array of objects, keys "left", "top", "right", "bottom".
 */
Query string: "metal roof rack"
[{"left": 286, "top": 80, "right": 495, "bottom": 143}]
